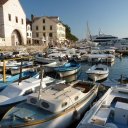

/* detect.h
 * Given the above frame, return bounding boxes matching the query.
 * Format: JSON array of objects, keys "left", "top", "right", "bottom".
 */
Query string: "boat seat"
[
  {"left": 91, "top": 108, "right": 111, "bottom": 125},
  {"left": 75, "top": 86, "right": 85, "bottom": 92}
]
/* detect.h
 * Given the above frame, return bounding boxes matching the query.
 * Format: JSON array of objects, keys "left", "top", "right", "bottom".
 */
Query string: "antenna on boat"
[
  {"left": 18, "top": 58, "right": 23, "bottom": 85},
  {"left": 38, "top": 65, "right": 44, "bottom": 100}
]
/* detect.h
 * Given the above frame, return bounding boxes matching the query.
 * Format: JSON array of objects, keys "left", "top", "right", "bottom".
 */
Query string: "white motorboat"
[
  {"left": 77, "top": 86, "right": 128, "bottom": 128},
  {"left": 43, "top": 61, "right": 66, "bottom": 73},
  {"left": 87, "top": 54, "right": 115, "bottom": 63},
  {"left": 0, "top": 80, "right": 99, "bottom": 128},
  {"left": 54, "top": 62, "right": 81, "bottom": 77},
  {"left": 86, "top": 64, "right": 109, "bottom": 81},
  {"left": 9, "top": 61, "right": 34, "bottom": 75},
  {"left": 0, "top": 76, "right": 65, "bottom": 114},
  {"left": 35, "top": 53, "right": 65, "bottom": 64}
]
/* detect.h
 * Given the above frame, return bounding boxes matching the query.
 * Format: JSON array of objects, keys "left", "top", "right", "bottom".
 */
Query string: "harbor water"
[
  {"left": 67, "top": 56, "right": 128, "bottom": 127},
  {"left": 77, "top": 57, "right": 128, "bottom": 84},
  {"left": 0, "top": 56, "right": 128, "bottom": 127}
]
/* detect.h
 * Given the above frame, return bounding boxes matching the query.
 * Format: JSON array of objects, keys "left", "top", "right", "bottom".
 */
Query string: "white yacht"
[
  {"left": 86, "top": 64, "right": 109, "bottom": 81},
  {"left": 77, "top": 86, "right": 128, "bottom": 128}
]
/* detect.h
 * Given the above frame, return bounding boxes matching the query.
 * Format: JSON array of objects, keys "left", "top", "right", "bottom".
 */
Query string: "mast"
[
  {"left": 38, "top": 66, "right": 44, "bottom": 101},
  {"left": 86, "top": 21, "right": 92, "bottom": 41}
]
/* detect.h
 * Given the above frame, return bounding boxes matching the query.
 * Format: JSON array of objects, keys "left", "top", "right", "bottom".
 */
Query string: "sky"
[{"left": 20, "top": 0, "right": 128, "bottom": 40}]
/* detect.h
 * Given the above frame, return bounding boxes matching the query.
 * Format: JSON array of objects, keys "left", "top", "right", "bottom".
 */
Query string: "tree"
[{"left": 64, "top": 24, "right": 78, "bottom": 42}]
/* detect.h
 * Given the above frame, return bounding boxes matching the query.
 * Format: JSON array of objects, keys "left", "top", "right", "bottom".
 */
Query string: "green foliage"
[{"left": 64, "top": 24, "right": 78, "bottom": 42}]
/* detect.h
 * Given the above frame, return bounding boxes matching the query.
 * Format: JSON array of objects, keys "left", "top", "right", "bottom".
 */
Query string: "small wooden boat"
[
  {"left": 77, "top": 86, "right": 128, "bottom": 128},
  {"left": 0, "top": 80, "right": 98, "bottom": 128},
  {"left": 54, "top": 62, "right": 81, "bottom": 77},
  {"left": 86, "top": 64, "right": 109, "bottom": 81}
]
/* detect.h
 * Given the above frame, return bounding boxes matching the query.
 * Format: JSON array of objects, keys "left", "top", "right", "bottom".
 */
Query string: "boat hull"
[
  {"left": 87, "top": 73, "right": 108, "bottom": 81},
  {"left": 58, "top": 66, "right": 81, "bottom": 77},
  {"left": 9, "top": 85, "right": 98, "bottom": 128}
]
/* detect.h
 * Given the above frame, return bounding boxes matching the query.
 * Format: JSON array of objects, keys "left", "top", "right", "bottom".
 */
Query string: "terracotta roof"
[{"left": 0, "top": 0, "right": 8, "bottom": 5}]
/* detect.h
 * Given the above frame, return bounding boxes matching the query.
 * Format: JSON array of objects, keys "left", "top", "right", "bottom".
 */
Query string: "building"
[
  {"left": 0, "top": 0, "right": 26, "bottom": 46},
  {"left": 32, "top": 16, "right": 66, "bottom": 46},
  {"left": 26, "top": 19, "right": 32, "bottom": 45}
]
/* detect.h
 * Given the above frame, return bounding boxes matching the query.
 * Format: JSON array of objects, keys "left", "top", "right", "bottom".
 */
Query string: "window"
[
  {"left": 62, "top": 102, "right": 67, "bottom": 107},
  {"left": 8, "top": 14, "right": 11, "bottom": 21},
  {"left": 49, "top": 33, "right": 52, "bottom": 37},
  {"left": 43, "top": 19, "right": 45, "bottom": 23},
  {"left": 43, "top": 33, "right": 46, "bottom": 37},
  {"left": 30, "top": 98, "right": 37, "bottom": 104},
  {"left": 75, "top": 96, "right": 79, "bottom": 101},
  {"left": 50, "top": 25, "right": 52, "bottom": 30},
  {"left": 23, "top": 89, "right": 33, "bottom": 96},
  {"left": 36, "top": 33, "right": 39, "bottom": 37},
  {"left": 43, "top": 26, "right": 45, "bottom": 30},
  {"left": 21, "top": 19, "right": 24, "bottom": 24},
  {"left": 41, "top": 102, "right": 49, "bottom": 108},
  {"left": 27, "top": 33, "right": 29, "bottom": 36},
  {"left": 15, "top": 16, "right": 18, "bottom": 23},
  {"left": 36, "top": 26, "right": 38, "bottom": 30}
]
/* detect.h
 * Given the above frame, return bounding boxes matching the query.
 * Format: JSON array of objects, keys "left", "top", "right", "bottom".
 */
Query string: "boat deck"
[{"left": 1, "top": 102, "right": 53, "bottom": 126}]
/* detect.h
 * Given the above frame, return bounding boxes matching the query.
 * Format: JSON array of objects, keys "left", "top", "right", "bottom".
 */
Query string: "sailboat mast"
[{"left": 86, "top": 22, "right": 92, "bottom": 41}]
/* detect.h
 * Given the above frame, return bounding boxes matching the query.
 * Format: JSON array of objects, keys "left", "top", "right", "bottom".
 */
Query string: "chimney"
[{"left": 31, "top": 14, "right": 34, "bottom": 22}]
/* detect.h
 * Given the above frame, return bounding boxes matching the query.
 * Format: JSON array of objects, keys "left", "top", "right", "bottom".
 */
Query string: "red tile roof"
[{"left": 0, "top": 0, "right": 8, "bottom": 5}]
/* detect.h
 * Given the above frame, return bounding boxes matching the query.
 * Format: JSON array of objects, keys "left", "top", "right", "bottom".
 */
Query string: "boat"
[
  {"left": 0, "top": 70, "right": 38, "bottom": 91},
  {"left": 92, "top": 34, "right": 118, "bottom": 45},
  {"left": 87, "top": 54, "right": 115, "bottom": 63},
  {"left": 77, "top": 85, "right": 128, "bottom": 128},
  {"left": 0, "top": 60, "right": 34, "bottom": 74},
  {"left": 86, "top": 64, "right": 109, "bottom": 81},
  {"left": 0, "top": 76, "right": 65, "bottom": 115},
  {"left": 43, "top": 61, "right": 66, "bottom": 73},
  {"left": 9, "top": 61, "right": 34, "bottom": 75},
  {"left": 54, "top": 62, "right": 81, "bottom": 77},
  {"left": 0, "top": 80, "right": 99, "bottom": 128},
  {"left": 35, "top": 52, "right": 66, "bottom": 64}
]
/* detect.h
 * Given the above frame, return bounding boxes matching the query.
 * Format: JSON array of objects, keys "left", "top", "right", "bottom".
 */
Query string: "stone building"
[
  {"left": 0, "top": 0, "right": 26, "bottom": 46},
  {"left": 32, "top": 16, "right": 66, "bottom": 46}
]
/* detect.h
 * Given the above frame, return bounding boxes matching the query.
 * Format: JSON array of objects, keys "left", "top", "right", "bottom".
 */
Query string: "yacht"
[{"left": 92, "top": 34, "right": 118, "bottom": 44}]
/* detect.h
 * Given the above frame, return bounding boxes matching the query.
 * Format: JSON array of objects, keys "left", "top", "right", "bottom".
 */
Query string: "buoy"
[{"left": 72, "top": 110, "right": 81, "bottom": 121}]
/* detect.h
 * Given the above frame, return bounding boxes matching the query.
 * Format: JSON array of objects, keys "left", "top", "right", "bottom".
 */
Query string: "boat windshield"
[
  {"left": 1, "top": 86, "right": 22, "bottom": 98},
  {"left": 95, "top": 68, "right": 104, "bottom": 70}
]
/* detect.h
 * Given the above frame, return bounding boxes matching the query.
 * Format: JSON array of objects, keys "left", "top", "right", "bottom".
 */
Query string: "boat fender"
[{"left": 72, "top": 110, "right": 81, "bottom": 121}]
